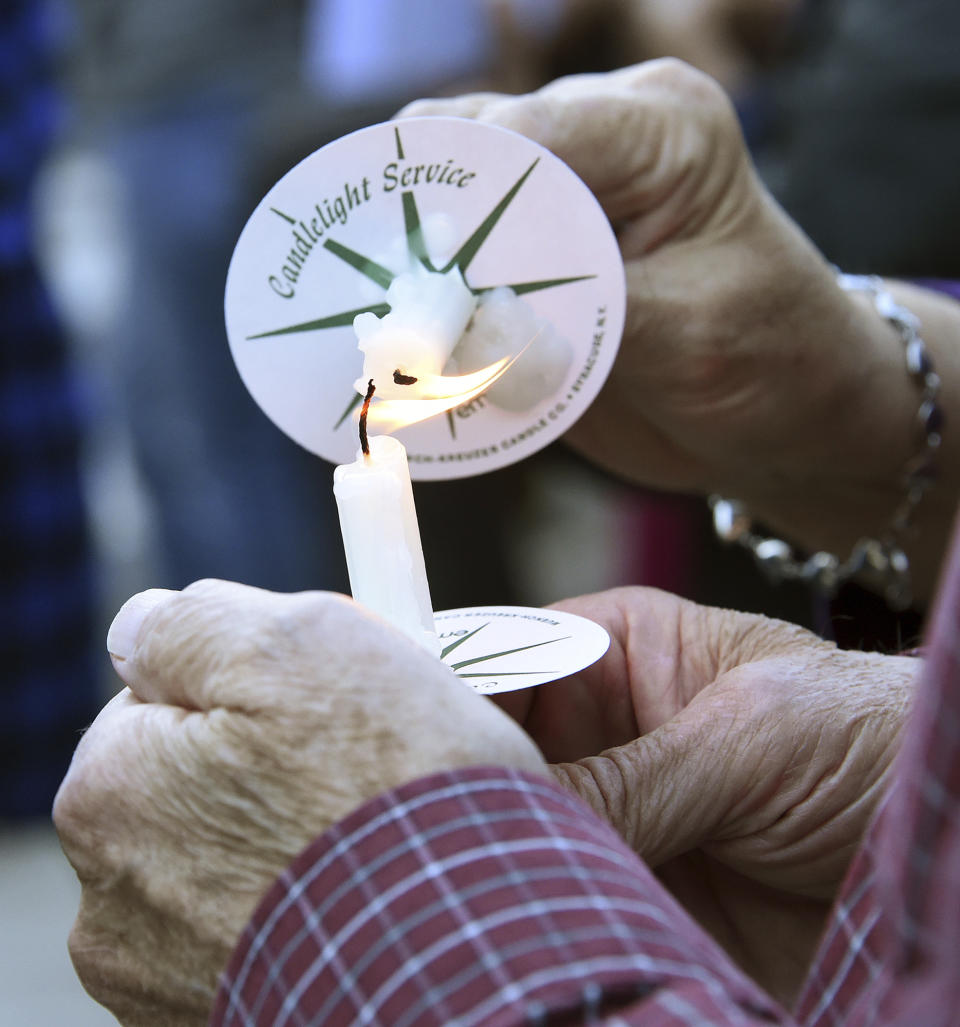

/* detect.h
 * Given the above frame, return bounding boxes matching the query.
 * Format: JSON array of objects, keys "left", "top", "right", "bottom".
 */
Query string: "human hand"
[
  {"left": 400, "top": 62, "right": 933, "bottom": 590},
  {"left": 53, "top": 580, "right": 546, "bottom": 1026},
  {"left": 498, "top": 586, "right": 915, "bottom": 1003}
]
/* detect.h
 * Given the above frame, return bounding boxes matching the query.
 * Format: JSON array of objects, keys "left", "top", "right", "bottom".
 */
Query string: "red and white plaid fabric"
[{"left": 212, "top": 519, "right": 960, "bottom": 1027}]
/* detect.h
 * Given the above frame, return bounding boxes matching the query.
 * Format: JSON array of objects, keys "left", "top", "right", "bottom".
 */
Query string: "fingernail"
[{"left": 106, "top": 589, "right": 177, "bottom": 660}]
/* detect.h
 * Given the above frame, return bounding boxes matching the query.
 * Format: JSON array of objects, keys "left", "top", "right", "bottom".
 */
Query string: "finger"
[
  {"left": 551, "top": 586, "right": 712, "bottom": 728},
  {"left": 516, "top": 586, "right": 814, "bottom": 776},
  {"left": 552, "top": 683, "right": 749, "bottom": 866},
  {"left": 107, "top": 588, "right": 178, "bottom": 670},
  {"left": 106, "top": 579, "right": 341, "bottom": 710},
  {"left": 493, "top": 588, "right": 692, "bottom": 763},
  {"left": 407, "top": 61, "right": 745, "bottom": 224},
  {"left": 55, "top": 688, "right": 142, "bottom": 801},
  {"left": 53, "top": 690, "right": 176, "bottom": 875},
  {"left": 105, "top": 579, "right": 453, "bottom": 717},
  {"left": 107, "top": 578, "right": 292, "bottom": 710},
  {"left": 396, "top": 92, "right": 507, "bottom": 120},
  {"left": 491, "top": 590, "right": 630, "bottom": 735}
]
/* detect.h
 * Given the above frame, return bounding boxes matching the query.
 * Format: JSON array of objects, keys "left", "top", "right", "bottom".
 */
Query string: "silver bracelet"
[{"left": 710, "top": 271, "right": 943, "bottom": 611}]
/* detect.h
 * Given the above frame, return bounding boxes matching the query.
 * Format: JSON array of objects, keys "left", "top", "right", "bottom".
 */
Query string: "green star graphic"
[
  {"left": 440, "top": 622, "right": 569, "bottom": 681},
  {"left": 246, "top": 126, "right": 596, "bottom": 436}
]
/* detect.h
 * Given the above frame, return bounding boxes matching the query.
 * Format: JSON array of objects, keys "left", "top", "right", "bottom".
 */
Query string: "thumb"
[
  {"left": 105, "top": 580, "right": 468, "bottom": 723},
  {"left": 551, "top": 693, "right": 746, "bottom": 866},
  {"left": 106, "top": 586, "right": 178, "bottom": 675},
  {"left": 105, "top": 579, "right": 349, "bottom": 711}
]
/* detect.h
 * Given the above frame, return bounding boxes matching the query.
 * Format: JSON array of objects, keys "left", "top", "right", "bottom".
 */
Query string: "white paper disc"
[
  {"left": 224, "top": 116, "right": 625, "bottom": 480},
  {"left": 435, "top": 605, "right": 610, "bottom": 694}
]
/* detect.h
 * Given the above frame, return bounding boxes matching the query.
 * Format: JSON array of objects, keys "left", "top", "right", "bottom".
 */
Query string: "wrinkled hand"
[
  {"left": 53, "top": 580, "right": 547, "bottom": 1027},
  {"left": 400, "top": 61, "right": 920, "bottom": 573},
  {"left": 499, "top": 586, "right": 915, "bottom": 1003}
]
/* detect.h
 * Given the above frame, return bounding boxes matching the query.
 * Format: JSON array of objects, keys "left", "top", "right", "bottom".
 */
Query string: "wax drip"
[
  {"left": 359, "top": 378, "right": 375, "bottom": 456},
  {"left": 393, "top": 369, "right": 418, "bottom": 385}
]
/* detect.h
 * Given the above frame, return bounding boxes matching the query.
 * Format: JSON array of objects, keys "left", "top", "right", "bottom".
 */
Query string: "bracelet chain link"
[{"left": 710, "top": 272, "right": 943, "bottom": 610}]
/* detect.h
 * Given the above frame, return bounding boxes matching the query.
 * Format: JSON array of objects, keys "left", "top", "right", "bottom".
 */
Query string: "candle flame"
[
  {"left": 365, "top": 358, "right": 510, "bottom": 433},
  {"left": 362, "top": 332, "right": 539, "bottom": 434}
]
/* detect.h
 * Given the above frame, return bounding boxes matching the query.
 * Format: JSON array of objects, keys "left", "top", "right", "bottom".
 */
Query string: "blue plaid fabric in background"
[{"left": 1, "top": 0, "right": 99, "bottom": 819}]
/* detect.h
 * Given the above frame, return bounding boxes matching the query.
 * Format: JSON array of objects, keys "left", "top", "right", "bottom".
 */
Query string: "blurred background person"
[
  {"left": 1, "top": 0, "right": 99, "bottom": 822},
  {"left": 0, "top": 4, "right": 103, "bottom": 1020},
  {"left": 43, "top": 0, "right": 347, "bottom": 612}
]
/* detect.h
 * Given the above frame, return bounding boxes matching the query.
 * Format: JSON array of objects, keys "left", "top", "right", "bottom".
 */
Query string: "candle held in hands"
[{"left": 333, "top": 434, "right": 439, "bottom": 655}]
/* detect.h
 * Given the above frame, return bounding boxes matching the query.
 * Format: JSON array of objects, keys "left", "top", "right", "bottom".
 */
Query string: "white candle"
[
  {"left": 352, "top": 265, "right": 476, "bottom": 399},
  {"left": 334, "top": 264, "right": 477, "bottom": 657},
  {"left": 333, "top": 434, "right": 440, "bottom": 655}
]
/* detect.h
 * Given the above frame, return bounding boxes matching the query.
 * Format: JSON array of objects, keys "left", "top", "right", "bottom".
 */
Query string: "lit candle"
[
  {"left": 333, "top": 412, "right": 439, "bottom": 655},
  {"left": 332, "top": 265, "right": 502, "bottom": 657}
]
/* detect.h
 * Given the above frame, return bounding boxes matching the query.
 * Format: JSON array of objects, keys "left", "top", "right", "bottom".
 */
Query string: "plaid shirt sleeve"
[
  {"left": 796, "top": 510, "right": 960, "bottom": 1025},
  {"left": 212, "top": 768, "right": 788, "bottom": 1026}
]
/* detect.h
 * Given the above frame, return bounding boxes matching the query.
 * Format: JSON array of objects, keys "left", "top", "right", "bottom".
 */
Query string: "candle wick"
[
  {"left": 393, "top": 369, "right": 418, "bottom": 385},
  {"left": 359, "top": 378, "right": 375, "bottom": 456}
]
